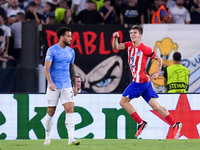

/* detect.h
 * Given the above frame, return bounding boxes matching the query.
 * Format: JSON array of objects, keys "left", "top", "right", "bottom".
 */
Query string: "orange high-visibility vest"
[{"left": 152, "top": 5, "right": 168, "bottom": 24}]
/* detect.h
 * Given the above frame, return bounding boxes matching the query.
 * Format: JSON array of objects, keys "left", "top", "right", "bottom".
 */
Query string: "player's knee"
[
  {"left": 47, "top": 108, "right": 56, "bottom": 116},
  {"left": 119, "top": 98, "right": 125, "bottom": 106},
  {"left": 151, "top": 104, "right": 160, "bottom": 112},
  {"left": 65, "top": 107, "right": 74, "bottom": 113},
  {"left": 119, "top": 97, "right": 129, "bottom": 107},
  {"left": 47, "top": 111, "right": 55, "bottom": 116},
  {"left": 119, "top": 100, "right": 123, "bottom": 107}
]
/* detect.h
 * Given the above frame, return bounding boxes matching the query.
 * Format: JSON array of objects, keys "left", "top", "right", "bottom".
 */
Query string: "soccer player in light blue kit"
[{"left": 43, "top": 27, "right": 80, "bottom": 146}]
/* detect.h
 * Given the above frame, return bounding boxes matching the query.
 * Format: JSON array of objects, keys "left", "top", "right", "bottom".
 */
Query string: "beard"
[
  {"left": 63, "top": 41, "right": 70, "bottom": 46},
  {"left": 176, "top": 3, "right": 183, "bottom": 6}
]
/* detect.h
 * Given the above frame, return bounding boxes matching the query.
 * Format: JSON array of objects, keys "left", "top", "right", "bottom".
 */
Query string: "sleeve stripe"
[{"left": 149, "top": 52, "right": 155, "bottom": 58}]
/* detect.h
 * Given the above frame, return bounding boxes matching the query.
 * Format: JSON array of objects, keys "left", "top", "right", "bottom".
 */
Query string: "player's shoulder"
[
  {"left": 124, "top": 41, "right": 133, "bottom": 46},
  {"left": 50, "top": 43, "right": 58, "bottom": 48},
  {"left": 47, "top": 44, "right": 58, "bottom": 52},
  {"left": 140, "top": 43, "right": 152, "bottom": 50}
]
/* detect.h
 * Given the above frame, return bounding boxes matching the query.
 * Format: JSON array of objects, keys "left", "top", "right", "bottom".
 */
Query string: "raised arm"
[
  {"left": 112, "top": 32, "right": 125, "bottom": 50},
  {"left": 151, "top": 53, "right": 163, "bottom": 79},
  {"left": 100, "top": 6, "right": 115, "bottom": 21},
  {"left": 70, "top": 63, "right": 78, "bottom": 96}
]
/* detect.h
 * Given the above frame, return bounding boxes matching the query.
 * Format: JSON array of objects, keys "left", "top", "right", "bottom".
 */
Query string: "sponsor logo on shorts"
[{"left": 47, "top": 99, "right": 51, "bottom": 104}]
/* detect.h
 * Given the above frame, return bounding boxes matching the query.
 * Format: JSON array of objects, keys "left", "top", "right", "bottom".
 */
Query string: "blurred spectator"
[
  {"left": 7, "top": 0, "right": 25, "bottom": 25},
  {"left": 0, "top": 14, "right": 11, "bottom": 55},
  {"left": 0, "top": 0, "right": 7, "bottom": 21},
  {"left": 92, "top": 0, "right": 104, "bottom": 11},
  {"left": 190, "top": 0, "right": 200, "bottom": 23},
  {"left": 35, "top": 0, "right": 44, "bottom": 15},
  {"left": 10, "top": 12, "right": 24, "bottom": 63},
  {"left": 41, "top": 2, "right": 54, "bottom": 24},
  {"left": 113, "top": 0, "right": 122, "bottom": 24},
  {"left": 0, "top": 28, "right": 14, "bottom": 69},
  {"left": 71, "top": 0, "right": 86, "bottom": 15},
  {"left": 1, "top": 0, "right": 12, "bottom": 11},
  {"left": 67, "top": 0, "right": 71, "bottom": 7},
  {"left": 91, "top": 0, "right": 97, "bottom": 10},
  {"left": 120, "top": 0, "right": 144, "bottom": 27},
  {"left": 18, "top": 0, "right": 29, "bottom": 10},
  {"left": 162, "top": 0, "right": 167, "bottom": 6},
  {"left": 46, "top": 15, "right": 57, "bottom": 24},
  {"left": 138, "top": 0, "right": 154, "bottom": 23},
  {"left": 0, "top": 45, "right": 14, "bottom": 68},
  {"left": 183, "top": 0, "right": 193, "bottom": 11},
  {"left": 25, "top": 1, "right": 41, "bottom": 24},
  {"left": 61, "top": 8, "right": 74, "bottom": 24},
  {"left": 74, "top": 0, "right": 104, "bottom": 24},
  {"left": 166, "top": 0, "right": 176, "bottom": 9},
  {"left": 168, "top": 0, "right": 191, "bottom": 23},
  {"left": 23, "top": 0, "right": 35, "bottom": 11},
  {"left": 99, "top": 0, "right": 116, "bottom": 24},
  {"left": 55, "top": 0, "right": 69, "bottom": 23},
  {"left": 76, "top": 76, "right": 88, "bottom": 94},
  {"left": 50, "top": 0, "right": 59, "bottom": 12},
  {"left": 152, "top": 0, "right": 168, "bottom": 24}
]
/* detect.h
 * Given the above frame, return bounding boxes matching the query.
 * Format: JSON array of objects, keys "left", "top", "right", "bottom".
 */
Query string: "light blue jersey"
[{"left": 45, "top": 43, "right": 75, "bottom": 89}]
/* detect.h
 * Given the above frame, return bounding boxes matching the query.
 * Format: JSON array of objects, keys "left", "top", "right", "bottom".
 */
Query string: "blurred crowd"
[{"left": 0, "top": 0, "right": 200, "bottom": 66}]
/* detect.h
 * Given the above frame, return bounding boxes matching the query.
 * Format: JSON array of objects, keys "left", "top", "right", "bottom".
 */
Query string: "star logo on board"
[{"left": 151, "top": 94, "right": 200, "bottom": 139}]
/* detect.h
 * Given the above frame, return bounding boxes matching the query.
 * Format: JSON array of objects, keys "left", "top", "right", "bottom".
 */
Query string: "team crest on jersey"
[
  {"left": 68, "top": 52, "right": 72, "bottom": 57},
  {"left": 47, "top": 50, "right": 50, "bottom": 56},
  {"left": 46, "top": 50, "right": 51, "bottom": 58},
  {"left": 136, "top": 51, "right": 142, "bottom": 56}
]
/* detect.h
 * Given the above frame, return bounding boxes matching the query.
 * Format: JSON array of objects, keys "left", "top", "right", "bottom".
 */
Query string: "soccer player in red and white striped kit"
[{"left": 112, "top": 25, "right": 182, "bottom": 139}]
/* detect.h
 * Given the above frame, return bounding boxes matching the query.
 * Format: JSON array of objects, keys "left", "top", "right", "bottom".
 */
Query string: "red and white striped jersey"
[{"left": 124, "top": 42, "right": 156, "bottom": 83}]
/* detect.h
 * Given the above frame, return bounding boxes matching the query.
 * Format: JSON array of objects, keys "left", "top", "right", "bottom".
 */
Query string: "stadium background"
[{"left": 0, "top": 23, "right": 200, "bottom": 140}]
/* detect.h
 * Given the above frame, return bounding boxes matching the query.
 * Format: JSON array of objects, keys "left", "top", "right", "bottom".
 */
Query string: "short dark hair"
[
  {"left": 29, "top": 1, "right": 36, "bottom": 7},
  {"left": 16, "top": 12, "right": 25, "bottom": 19},
  {"left": 56, "top": 27, "right": 72, "bottom": 39},
  {"left": 45, "top": 2, "right": 52, "bottom": 7},
  {"left": 47, "top": 16, "right": 57, "bottom": 25},
  {"left": 173, "top": 52, "right": 181, "bottom": 61},
  {"left": 131, "top": 25, "right": 143, "bottom": 35},
  {"left": 76, "top": 75, "right": 83, "bottom": 81},
  {"left": 86, "top": 0, "right": 94, "bottom": 3}
]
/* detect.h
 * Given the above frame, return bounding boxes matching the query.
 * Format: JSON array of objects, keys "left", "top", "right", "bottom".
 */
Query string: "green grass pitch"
[{"left": 0, "top": 139, "right": 200, "bottom": 150}]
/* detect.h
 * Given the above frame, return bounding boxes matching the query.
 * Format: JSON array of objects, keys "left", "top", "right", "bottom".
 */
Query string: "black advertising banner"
[{"left": 41, "top": 24, "right": 132, "bottom": 93}]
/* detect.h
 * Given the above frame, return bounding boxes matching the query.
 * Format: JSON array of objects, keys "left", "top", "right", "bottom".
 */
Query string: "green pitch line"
[{"left": 0, "top": 139, "right": 200, "bottom": 150}]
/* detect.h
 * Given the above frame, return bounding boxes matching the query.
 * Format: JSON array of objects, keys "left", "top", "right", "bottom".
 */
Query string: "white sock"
[
  {"left": 45, "top": 113, "right": 53, "bottom": 138},
  {"left": 65, "top": 113, "right": 74, "bottom": 142}
]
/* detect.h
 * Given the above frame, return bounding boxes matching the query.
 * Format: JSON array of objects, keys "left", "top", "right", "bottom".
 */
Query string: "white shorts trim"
[{"left": 46, "top": 88, "right": 74, "bottom": 107}]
